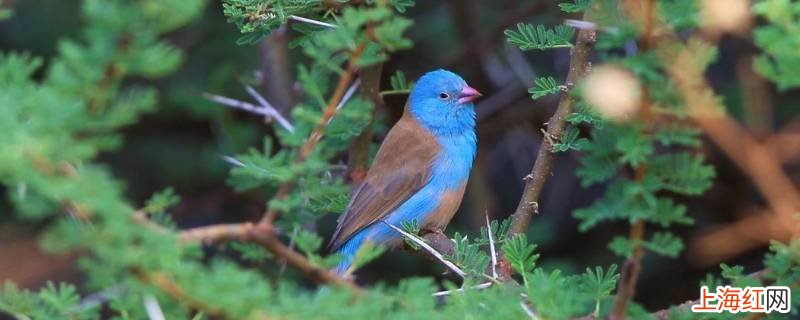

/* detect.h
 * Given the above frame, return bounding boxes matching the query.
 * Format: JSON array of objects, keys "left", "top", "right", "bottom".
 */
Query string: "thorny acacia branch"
[{"left": 507, "top": 21, "right": 596, "bottom": 237}]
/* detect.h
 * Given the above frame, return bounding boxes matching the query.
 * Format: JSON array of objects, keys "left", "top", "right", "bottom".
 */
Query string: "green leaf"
[
  {"left": 753, "top": 0, "right": 800, "bottom": 90},
  {"left": 400, "top": 219, "right": 421, "bottom": 249},
  {"left": 580, "top": 264, "right": 619, "bottom": 300},
  {"left": 525, "top": 269, "right": 592, "bottom": 318},
  {"left": 451, "top": 232, "right": 490, "bottom": 277},
  {"left": 559, "top": 0, "right": 591, "bottom": 13},
  {"left": 653, "top": 123, "right": 701, "bottom": 147},
  {"left": 144, "top": 187, "right": 180, "bottom": 215},
  {"left": 647, "top": 152, "right": 715, "bottom": 195},
  {"left": 608, "top": 236, "right": 635, "bottom": 257},
  {"left": 389, "top": 70, "right": 414, "bottom": 91},
  {"left": 229, "top": 242, "right": 272, "bottom": 262},
  {"left": 528, "top": 76, "right": 562, "bottom": 99},
  {"left": 350, "top": 241, "right": 387, "bottom": 270},
  {"left": 614, "top": 126, "right": 653, "bottom": 167},
  {"left": 501, "top": 234, "right": 539, "bottom": 275},
  {"left": 389, "top": 0, "right": 415, "bottom": 13},
  {"left": 553, "top": 126, "right": 589, "bottom": 152},
  {"left": 642, "top": 232, "right": 684, "bottom": 257},
  {"left": 292, "top": 228, "right": 323, "bottom": 255},
  {"left": 505, "top": 23, "right": 575, "bottom": 51},
  {"left": 566, "top": 101, "right": 603, "bottom": 126}
]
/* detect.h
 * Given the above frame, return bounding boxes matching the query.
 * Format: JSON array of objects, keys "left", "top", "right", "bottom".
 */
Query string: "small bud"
[{"left": 581, "top": 65, "right": 642, "bottom": 121}]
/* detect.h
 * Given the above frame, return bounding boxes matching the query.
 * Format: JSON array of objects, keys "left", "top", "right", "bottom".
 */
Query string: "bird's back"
[{"left": 328, "top": 108, "right": 441, "bottom": 250}]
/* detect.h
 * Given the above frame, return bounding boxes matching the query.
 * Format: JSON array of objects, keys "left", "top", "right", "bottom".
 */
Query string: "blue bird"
[{"left": 329, "top": 69, "right": 481, "bottom": 275}]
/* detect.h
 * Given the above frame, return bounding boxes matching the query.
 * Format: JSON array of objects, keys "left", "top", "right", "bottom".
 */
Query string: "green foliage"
[
  {"left": 580, "top": 264, "right": 619, "bottom": 305},
  {"left": 0, "top": 0, "right": 11, "bottom": 20},
  {"left": 559, "top": 0, "right": 591, "bottom": 13},
  {"left": 501, "top": 234, "right": 539, "bottom": 278},
  {"left": 389, "top": 70, "right": 414, "bottom": 92},
  {"left": 524, "top": 269, "right": 592, "bottom": 318},
  {"left": 387, "top": 0, "right": 416, "bottom": 13},
  {"left": 528, "top": 75, "right": 562, "bottom": 99},
  {"left": 0, "top": 282, "right": 96, "bottom": 320},
  {"left": 657, "top": 0, "right": 699, "bottom": 31},
  {"left": 351, "top": 242, "right": 387, "bottom": 270},
  {"left": 451, "top": 232, "right": 490, "bottom": 277},
  {"left": 753, "top": 0, "right": 800, "bottom": 90},
  {"left": 476, "top": 218, "right": 512, "bottom": 246},
  {"left": 505, "top": 23, "right": 576, "bottom": 51},
  {"left": 3, "top": 1, "right": 800, "bottom": 319},
  {"left": 553, "top": 126, "right": 589, "bottom": 152},
  {"left": 567, "top": 101, "right": 604, "bottom": 126}
]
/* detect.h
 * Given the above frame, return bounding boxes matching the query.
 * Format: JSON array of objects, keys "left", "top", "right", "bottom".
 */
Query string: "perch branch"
[
  {"left": 385, "top": 222, "right": 466, "bottom": 278},
  {"left": 172, "top": 219, "right": 361, "bottom": 291},
  {"left": 507, "top": 24, "right": 596, "bottom": 236},
  {"left": 134, "top": 270, "right": 227, "bottom": 318},
  {"left": 247, "top": 223, "right": 363, "bottom": 292}
]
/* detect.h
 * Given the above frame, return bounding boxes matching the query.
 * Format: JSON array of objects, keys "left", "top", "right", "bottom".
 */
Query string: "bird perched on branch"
[{"left": 329, "top": 69, "right": 481, "bottom": 275}]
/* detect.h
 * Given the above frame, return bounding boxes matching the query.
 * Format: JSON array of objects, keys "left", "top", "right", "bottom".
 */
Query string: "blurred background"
[{"left": 1, "top": 0, "right": 798, "bottom": 312}]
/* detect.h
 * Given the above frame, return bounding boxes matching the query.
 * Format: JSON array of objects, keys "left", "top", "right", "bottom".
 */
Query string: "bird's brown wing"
[{"left": 328, "top": 110, "right": 440, "bottom": 250}]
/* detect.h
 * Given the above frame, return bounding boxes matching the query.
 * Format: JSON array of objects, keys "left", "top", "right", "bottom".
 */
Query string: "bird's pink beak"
[{"left": 457, "top": 86, "right": 482, "bottom": 104}]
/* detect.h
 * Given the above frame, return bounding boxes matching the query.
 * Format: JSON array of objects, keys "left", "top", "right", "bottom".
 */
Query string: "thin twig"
[
  {"left": 134, "top": 270, "right": 226, "bottom": 318},
  {"left": 202, "top": 92, "right": 294, "bottom": 132},
  {"left": 384, "top": 222, "right": 466, "bottom": 278},
  {"left": 244, "top": 85, "right": 295, "bottom": 132},
  {"left": 247, "top": 223, "right": 362, "bottom": 292},
  {"left": 507, "top": 22, "right": 597, "bottom": 236},
  {"left": 335, "top": 78, "right": 361, "bottom": 112},
  {"left": 564, "top": 19, "right": 597, "bottom": 30}
]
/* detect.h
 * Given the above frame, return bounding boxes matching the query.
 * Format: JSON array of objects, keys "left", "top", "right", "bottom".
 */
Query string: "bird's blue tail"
[{"left": 333, "top": 232, "right": 367, "bottom": 275}]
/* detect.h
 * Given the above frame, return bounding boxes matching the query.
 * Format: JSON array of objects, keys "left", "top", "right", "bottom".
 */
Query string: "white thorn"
[
  {"left": 143, "top": 295, "right": 166, "bottom": 320},
  {"left": 289, "top": 15, "right": 337, "bottom": 29}
]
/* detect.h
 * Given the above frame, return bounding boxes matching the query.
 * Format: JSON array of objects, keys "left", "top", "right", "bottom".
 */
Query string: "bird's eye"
[{"left": 438, "top": 92, "right": 450, "bottom": 100}]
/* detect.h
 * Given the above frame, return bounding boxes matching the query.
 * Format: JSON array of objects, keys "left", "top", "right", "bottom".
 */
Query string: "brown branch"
[
  {"left": 507, "top": 23, "right": 596, "bottom": 237},
  {"left": 134, "top": 269, "right": 227, "bottom": 319},
  {"left": 159, "top": 217, "right": 362, "bottom": 291},
  {"left": 247, "top": 223, "right": 363, "bottom": 292},
  {"left": 347, "top": 63, "right": 382, "bottom": 183},
  {"left": 610, "top": 220, "right": 646, "bottom": 319},
  {"left": 611, "top": 0, "right": 657, "bottom": 310},
  {"left": 177, "top": 222, "right": 255, "bottom": 243}
]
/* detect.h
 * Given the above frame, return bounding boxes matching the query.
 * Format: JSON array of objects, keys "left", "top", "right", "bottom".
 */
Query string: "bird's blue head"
[{"left": 407, "top": 69, "right": 481, "bottom": 136}]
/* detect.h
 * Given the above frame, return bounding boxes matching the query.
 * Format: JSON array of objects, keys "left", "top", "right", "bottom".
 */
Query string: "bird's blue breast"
[{"left": 365, "top": 129, "right": 476, "bottom": 238}]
